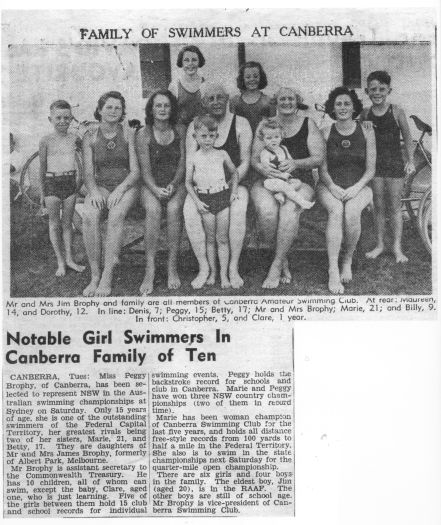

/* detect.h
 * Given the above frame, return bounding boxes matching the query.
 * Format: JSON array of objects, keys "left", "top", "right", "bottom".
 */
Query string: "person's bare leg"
[
  {"left": 386, "top": 178, "right": 408, "bottom": 263},
  {"left": 82, "top": 190, "right": 107, "bottom": 296},
  {"left": 201, "top": 212, "right": 216, "bottom": 286},
  {"left": 251, "top": 180, "right": 279, "bottom": 247},
  {"left": 95, "top": 187, "right": 138, "bottom": 297},
  {"left": 366, "top": 178, "right": 386, "bottom": 259},
  {"left": 45, "top": 196, "right": 65, "bottom": 276},
  {"left": 228, "top": 186, "right": 248, "bottom": 289},
  {"left": 216, "top": 207, "right": 231, "bottom": 288},
  {"left": 317, "top": 184, "right": 344, "bottom": 294},
  {"left": 166, "top": 185, "right": 186, "bottom": 289},
  {"left": 140, "top": 186, "right": 161, "bottom": 295},
  {"left": 263, "top": 184, "right": 314, "bottom": 289},
  {"left": 61, "top": 193, "right": 85, "bottom": 272},
  {"left": 342, "top": 186, "right": 373, "bottom": 283},
  {"left": 264, "top": 178, "right": 315, "bottom": 209},
  {"left": 183, "top": 196, "right": 210, "bottom": 288}
]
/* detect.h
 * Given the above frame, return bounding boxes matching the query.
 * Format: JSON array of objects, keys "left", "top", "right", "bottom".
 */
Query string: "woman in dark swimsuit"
[
  {"left": 251, "top": 87, "right": 324, "bottom": 289},
  {"left": 82, "top": 91, "right": 139, "bottom": 297},
  {"left": 136, "top": 90, "right": 186, "bottom": 295},
  {"left": 317, "top": 86, "right": 376, "bottom": 294}
]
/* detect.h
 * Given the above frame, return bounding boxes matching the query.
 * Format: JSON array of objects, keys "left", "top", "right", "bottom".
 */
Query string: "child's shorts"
[
  {"left": 44, "top": 171, "right": 77, "bottom": 201},
  {"left": 197, "top": 188, "right": 230, "bottom": 215}
]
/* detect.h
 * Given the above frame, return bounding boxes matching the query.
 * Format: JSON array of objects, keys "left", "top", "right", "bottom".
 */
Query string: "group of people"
[{"left": 38, "top": 45, "right": 415, "bottom": 297}]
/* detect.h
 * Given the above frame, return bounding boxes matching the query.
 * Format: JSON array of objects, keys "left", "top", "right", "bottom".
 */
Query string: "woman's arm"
[
  {"left": 278, "top": 118, "right": 325, "bottom": 173},
  {"left": 342, "top": 126, "right": 376, "bottom": 201},
  {"left": 235, "top": 116, "right": 252, "bottom": 183},
  {"left": 223, "top": 152, "right": 239, "bottom": 199},
  {"left": 82, "top": 131, "right": 106, "bottom": 209},
  {"left": 135, "top": 127, "right": 169, "bottom": 200}
]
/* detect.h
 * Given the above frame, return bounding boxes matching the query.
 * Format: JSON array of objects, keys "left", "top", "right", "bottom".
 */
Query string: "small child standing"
[
  {"left": 39, "top": 100, "right": 85, "bottom": 276},
  {"left": 186, "top": 115, "right": 239, "bottom": 289},
  {"left": 258, "top": 118, "right": 314, "bottom": 209},
  {"left": 360, "top": 71, "right": 415, "bottom": 263}
]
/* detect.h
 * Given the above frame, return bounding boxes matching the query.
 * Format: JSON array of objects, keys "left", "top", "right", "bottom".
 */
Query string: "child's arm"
[
  {"left": 82, "top": 131, "right": 106, "bottom": 209},
  {"left": 38, "top": 137, "right": 48, "bottom": 207},
  {"left": 252, "top": 137, "right": 287, "bottom": 179},
  {"left": 343, "top": 126, "right": 376, "bottom": 201},
  {"left": 396, "top": 105, "right": 415, "bottom": 174},
  {"left": 223, "top": 152, "right": 239, "bottom": 200},
  {"left": 107, "top": 127, "right": 140, "bottom": 208},
  {"left": 185, "top": 156, "right": 209, "bottom": 214}
]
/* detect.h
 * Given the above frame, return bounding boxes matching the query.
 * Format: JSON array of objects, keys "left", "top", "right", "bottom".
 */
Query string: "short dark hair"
[
  {"left": 236, "top": 61, "right": 268, "bottom": 91},
  {"left": 194, "top": 114, "right": 218, "bottom": 132},
  {"left": 49, "top": 100, "right": 71, "bottom": 112},
  {"left": 324, "top": 86, "right": 363, "bottom": 120},
  {"left": 94, "top": 91, "right": 126, "bottom": 122},
  {"left": 144, "top": 90, "right": 179, "bottom": 126},
  {"left": 367, "top": 70, "right": 391, "bottom": 86},
  {"left": 176, "top": 45, "right": 205, "bottom": 68}
]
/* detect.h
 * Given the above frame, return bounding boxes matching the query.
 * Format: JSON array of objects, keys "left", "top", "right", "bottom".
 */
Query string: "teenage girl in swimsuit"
[
  {"left": 169, "top": 45, "right": 206, "bottom": 127},
  {"left": 136, "top": 90, "right": 186, "bottom": 295},
  {"left": 82, "top": 91, "right": 139, "bottom": 297}
]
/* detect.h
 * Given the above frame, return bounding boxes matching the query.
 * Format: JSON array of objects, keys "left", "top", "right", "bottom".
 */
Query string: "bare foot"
[
  {"left": 274, "top": 192, "right": 286, "bottom": 205},
  {"left": 394, "top": 249, "right": 409, "bottom": 263},
  {"left": 365, "top": 245, "right": 384, "bottom": 259},
  {"left": 206, "top": 272, "right": 216, "bottom": 286},
  {"left": 191, "top": 266, "right": 210, "bottom": 289},
  {"left": 280, "top": 258, "right": 292, "bottom": 284},
  {"left": 140, "top": 274, "right": 154, "bottom": 295},
  {"left": 229, "top": 265, "right": 244, "bottom": 289},
  {"left": 83, "top": 277, "right": 100, "bottom": 297},
  {"left": 220, "top": 275, "right": 231, "bottom": 289},
  {"left": 66, "top": 260, "right": 86, "bottom": 273},
  {"left": 340, "top": 260, "right": 353, "bottom": 284},
  {"left": 328, "top": 270, "right": 344, "bottom": 294},
  {"left": 262, "top": 260, "right": 282, "bottom": 289},
  {"left": 55, "top": 263, "right": 66, "bottom": 277},
  {"left": 95, "top": 272, "right": 112, "bottom": 297},
  {"left": 167, "top": 269, "right": 181, "bottom": 290}
]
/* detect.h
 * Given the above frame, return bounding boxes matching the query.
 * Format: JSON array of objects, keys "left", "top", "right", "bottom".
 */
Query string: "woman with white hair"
[{"left": 251, "top": 86, "right": 325, "bottom": 288}]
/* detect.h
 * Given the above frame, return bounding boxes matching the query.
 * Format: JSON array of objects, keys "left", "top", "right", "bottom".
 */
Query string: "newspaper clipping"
[{"left": 2, "top": 8, "right": 438, "bottom": 521}]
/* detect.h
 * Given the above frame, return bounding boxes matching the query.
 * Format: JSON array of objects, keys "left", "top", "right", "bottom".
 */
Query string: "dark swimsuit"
[
  {"left": 93, "top": 126, "right": 130, "bottom": 192},
  {"left": 281, "top": 117, "right": 314, "bottom": 187},
  {"left": 44, "top": 170, "right": 77, "bottom": 200},
  {"left": 148, "top": 128, "right": 181, "bottom": 188},
  {"left": 177, "top": 80, "right": 204, "bottom": 126},
  {"left": 327, "top": 123, "right": 366, "bottom": 189},
  {"left": 368, "top": 105, "right": 404, "bottom": 178}
]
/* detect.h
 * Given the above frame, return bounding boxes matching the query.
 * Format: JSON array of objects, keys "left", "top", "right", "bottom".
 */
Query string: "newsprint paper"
[{"left": 2, "top": 8, "right": 440, "bottom": 524}]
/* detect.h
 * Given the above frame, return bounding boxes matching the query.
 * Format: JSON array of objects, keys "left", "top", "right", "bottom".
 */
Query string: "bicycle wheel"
[
  {"left": 403, "top": 164, "right": 431, "bottom": 224},
  {"left": 19, "top": 150, "right": 83, "bottom": 209},
  {"left": 417, "top": 188, "right": 431, "bottom": 253}
]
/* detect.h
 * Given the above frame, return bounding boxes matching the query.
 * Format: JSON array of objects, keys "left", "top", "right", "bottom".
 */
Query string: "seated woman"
[
  {"left": 82, "top": 91, "right": 139, "bottom": 297},
  {"left": 317, "top": 86, "right": 376, "bottom": 294},
  {"left": 136, "top": 90, "right": 186, "bottom": 295},
  {"left": 169, "top": 45, "right": 206, "bottom": 127},
  {"left": 251, "top": 86, "right": 324, "bottom": 289}
]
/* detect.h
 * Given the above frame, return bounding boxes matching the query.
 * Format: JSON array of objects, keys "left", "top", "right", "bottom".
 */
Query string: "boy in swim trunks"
[
  {"left": 360, "top": 71, "right": 415, "bottom": 263},
  {"left": 258, "top": 118, "right": 314, "bottom": 209},
  {"left": 186, "top": 115, "right": 239, "bottom": 288},
  {"left": 39, "top": 100, "right": 85, "bottom": 276}
]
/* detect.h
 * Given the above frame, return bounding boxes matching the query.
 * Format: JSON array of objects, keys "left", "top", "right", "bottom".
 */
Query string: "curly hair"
[
  {"left": 176, "top": 45, "right": 205, "bottom": 68},
  {"left": 275, "top": 87, "right": 309, "bottom": 111},
  {"left": 324, "top": 86, "right": 363, "bottom": 120},
  {"left": 367, "top": 70, "right": 391, "bottom": 86},
  {"left": 256, "top": 117, "right": 283, "bottom": 141},
  {"left": 144, "top": 90, "right": 179, "bottom": 127},
  {"left": 94, "top": 91, "right": 126, "bottom": 122},
  {"left": 236, "top": 61, "right": 268, "bottom": 91}
]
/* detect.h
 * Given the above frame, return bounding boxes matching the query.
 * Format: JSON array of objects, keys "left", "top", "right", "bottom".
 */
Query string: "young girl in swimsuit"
[
  {"left": 230, "top": 61, "right": 275, "bottom": 135},
  {"left": 186, "top": 115, "right": 239, "bottom": 289},
  {"left": 169, "top": 45, "right": 205, "bottom": 127},
  {"left": 360, "top": 70, "right": 415, "bottom": 263}
]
